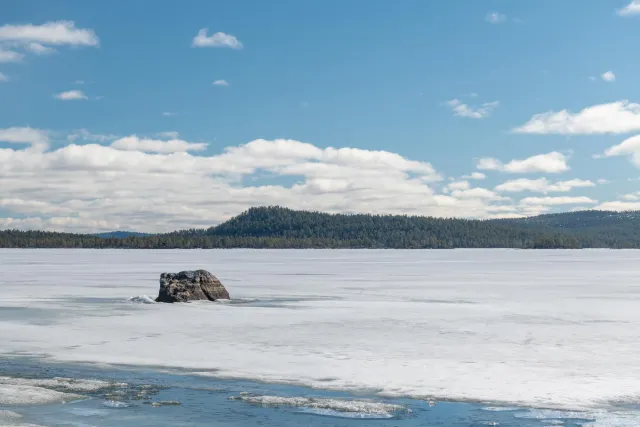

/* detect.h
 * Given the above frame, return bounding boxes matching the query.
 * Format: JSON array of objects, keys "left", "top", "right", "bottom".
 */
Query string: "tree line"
[{"left": 1, "top": 206, "right": 639, "bottom": 249}]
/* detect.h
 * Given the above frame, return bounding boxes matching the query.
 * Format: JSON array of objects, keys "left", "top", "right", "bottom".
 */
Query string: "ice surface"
[
  {"left": 0, "top": 411, "right": 22, "bottom": 420},
  {"left": 0, "top": 376, "right": 124, "bottom": 392},
  {"left": 2, "top": 249, "right": 640, "bottom": 419},
  {"left": 102, "top": 400, "right": 130, "bottom": 408},
  {"left": 0, "top": 384, "right": 81, "bottom": 405},
  {"left": 230, "top": 394, "right": 407, "bottom": 418},
  {"left": 0, "top": 411, "right": 41, "bottom": 427},
  {"left": 127, "top": 295, "right": 156, "bottom": 304}
]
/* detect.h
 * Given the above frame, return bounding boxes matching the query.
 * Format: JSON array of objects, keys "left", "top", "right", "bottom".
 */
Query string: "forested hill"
[{"left": 1, "top": 206, "right": 640, "bottom": 249}]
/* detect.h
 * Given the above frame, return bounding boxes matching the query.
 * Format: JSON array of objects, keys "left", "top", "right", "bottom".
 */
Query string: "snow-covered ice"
[
  {"left": 229, "top": 394, "right": 408, "bottom": 418},
  {"left": 0, "top": 383, "right": 81, "bottom": 406},
  {"left": 1, "top": 249, "right": 640, "bottom": 415}
]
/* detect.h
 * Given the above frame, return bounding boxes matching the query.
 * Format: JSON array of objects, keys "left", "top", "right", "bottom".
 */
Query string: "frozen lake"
[{"left": 1, "top": 249, "right": 640, "bottom": 425}]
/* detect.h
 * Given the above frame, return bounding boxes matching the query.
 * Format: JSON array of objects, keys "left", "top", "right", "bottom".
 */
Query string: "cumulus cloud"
[
  {"left": 445, "top": 181, "right": 470, "bottom": 191},
  {"left": 0, "top": 48, "right": 24, "bottom": 62},
  {"left": 25, "top": 42, "right": 56, "bottom": 55},
  {"left": 192, "top": 29, "right": 242, "bottom": 49},
  {"left": 622, "top": 192, "right": 640, "bottom": 201},
  {"left": 156, "top": 131, "right": 180, "bottom": 139},
  {"left": 602, "top": 135, "right": 640, "bottom": 166},
  {"left": 477, "top": 152, "right": 570, "bottom": 174},
  {"left": 2, "top": 130, "right": 558, "bottom": 232},
  {"left": 54, "top": 90, "right": 88, "bottom": 100},
  {"left": 450, "top": 188, "right": 508, "bottom": 201},
  {"left": 66, "top": 129, "right": 118, "bottom": 143},
  {"left": 618, "top": 0, "right": 640, "bottom": 16},
  {"left": 595, "top": 201, "right": 640, "bottom": 211},
  {"left": 462, "top": 172, "right": 486, "bottom": 180},
  {"left": 447, "top": 99, "right": 499, "bottom": 119},
  {"left": 0, "top": 21, "right": 98, "bottom": 46},
  {"left": 495, "top": 178, "right": 595, "bottom": 193},
  {"left": 0, "top": 127, "right": 49, "bottom": 150},
  {"left": 485, "top": 12, "right": 507, "bottom": 24},
  {"left": 513, "top": 101, "right": 640, "bottom": 134},
  {"left": 520, "top": 196, "right": 598, "bottom": 206},
  {"left": 110, "top": 135, "right": 208, "bottom": 153},
  {"left": 213, "top": 79, "right": 229, "bottom": 86},
  {"left": 601, "top": 71, "right": 616, "bottom": 82},
  {"left": 4, "top": 129, "right": 613, "bottom": 232}
]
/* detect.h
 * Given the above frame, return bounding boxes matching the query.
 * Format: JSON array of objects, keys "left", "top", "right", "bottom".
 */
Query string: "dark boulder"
[{"left": 155, "top": 270, "right": 230, "bottom": 303}]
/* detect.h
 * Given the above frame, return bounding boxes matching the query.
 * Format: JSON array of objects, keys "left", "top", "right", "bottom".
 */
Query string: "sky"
[{"left": 3, "top": 1, "right": 640, "bottom": 232}]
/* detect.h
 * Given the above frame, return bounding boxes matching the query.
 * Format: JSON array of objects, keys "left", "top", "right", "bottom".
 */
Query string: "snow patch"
[
  {"left": 483, "top": 406, "right": 521, "bottom": 412},
  {"left": 0, "top": 384, "right": 81, "bottom": 405},
  {"left": 103, "top": 400, "right": 130, "bottom": 408},
  {"left": 127, "top": 295, "right": 156, "bottom": 304},
  {"left": 230, "top": 394, "right": 408, "bottom": 418},
  {"left": 0, "top": 376, "right": 126, "bottom": 392}
]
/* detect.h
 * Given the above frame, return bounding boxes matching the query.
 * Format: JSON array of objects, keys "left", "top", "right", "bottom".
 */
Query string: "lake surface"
[{"left": 1, "top": 249, "right": 640, "bottom": 426}]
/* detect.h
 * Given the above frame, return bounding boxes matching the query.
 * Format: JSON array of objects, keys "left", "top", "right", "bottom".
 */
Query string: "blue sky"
[{"left": 3, "top": 0, "right": 640, "bottom": 232}]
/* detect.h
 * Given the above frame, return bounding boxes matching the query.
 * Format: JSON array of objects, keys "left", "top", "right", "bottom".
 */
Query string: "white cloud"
[
  {"left": 450, "top": 187, "right": 508, "bottom": 201},
  {"left": 594, "top": 201, "right": 640, "bottom": 211},
  {"left": 0, "top": 127, "right": 49, "bottom": 150},
  {"left": 513, "top": 101, "right": 640, "bottom": 134},
  {"left": 162, "top": 112, "right": 176, "bottom": 117},
  {"left": 445, "top": 180, "right": 470, "bottom": 191},
  {"left": 156, "top": 131, "right": 180, "bottom": 139},
  {"left": 0, "top": 21, "right": 98, "bottom": 46},
  {"left": 462, "top": 172, "right": 486, "bottom": 180},
  {"left": 618, "top": 0, "right": 640, "bottom": 16},
  {"left": 485, "top": 12, "right": 507, "bottom": 24},
  {"left": 192, "top": 29, "right": 242, "bottom": 49},
  {"left": 25, "top": 42, "right": 56, "bottom": 55},
  {"left": 602, "top": 135, "right": 640, "bottom": 166},
  {"left": 597, "top": 178, "right": 611, "bottom": 184},
  {"left": 520, "top": 196, "right": 598, "bottom": 206},
  {"left": 622, "top": 192, "right": 640, "bottom": 201},
  {"left": 495, "top": 178, "right": 595, "bottom": 193},
  {"left": 213, "top": 79, "right": 229, "bottom": 86},
  {"left": 67, "top": 129, "right": 118, "bottom": 143},
  {"left": 477, "top": 152, "right": 569, "bottom": 174},
  {"left": 110, "top": 135, "right": 208, "bottom": 153},
  {"left": 476, "top": 158, "right": 502, "bottom": 171},
  {"left": 54, "top": 90, "right": 88, "bottom": 101},
  {"left": 0, "top": 72, "right": 8, "bottom": 82},
  {"left": 447, "top": 99, "right": 499, "bottom": 119},
  {"left": 0, "top": 48, "right": 24, "bottom": 62},
  {"left": 2, "top": 130, "right": 553, "bottom": 232},
  {"left": 601, "top": 71, "right": 616, "bottom": 82}
]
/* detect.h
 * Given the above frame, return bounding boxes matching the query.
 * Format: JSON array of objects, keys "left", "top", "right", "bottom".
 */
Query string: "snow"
[
  {"left": 127, "top": 295, "right": 156, "bottom": 304},
  {"left": 0, "top": 384, "right": 81, "bottom": 405},
  {"left": 102, "top": 400, "right": 129, "bottom": 408},
  {"left": 0, "top": 376, "right": 124, "bottom": 392},
  {"left": 229, "top": 395, "right": 407, "bottom": 418},
  {"left": 1, "top": 249, "right": 640, "bottom": 416}
]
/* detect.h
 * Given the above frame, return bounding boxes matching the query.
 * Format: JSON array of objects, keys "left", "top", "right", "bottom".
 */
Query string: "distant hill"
[
  {"left": 1, "top": 206, "right": 640, "bottom": 249},
  {"left": 495, "top": 210, "right": 640, "bottom": 247}
]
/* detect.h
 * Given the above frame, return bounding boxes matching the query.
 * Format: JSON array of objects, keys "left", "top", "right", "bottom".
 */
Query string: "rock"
[{"left": 155, "top": 270, "right": 230, "bottom": 303}]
